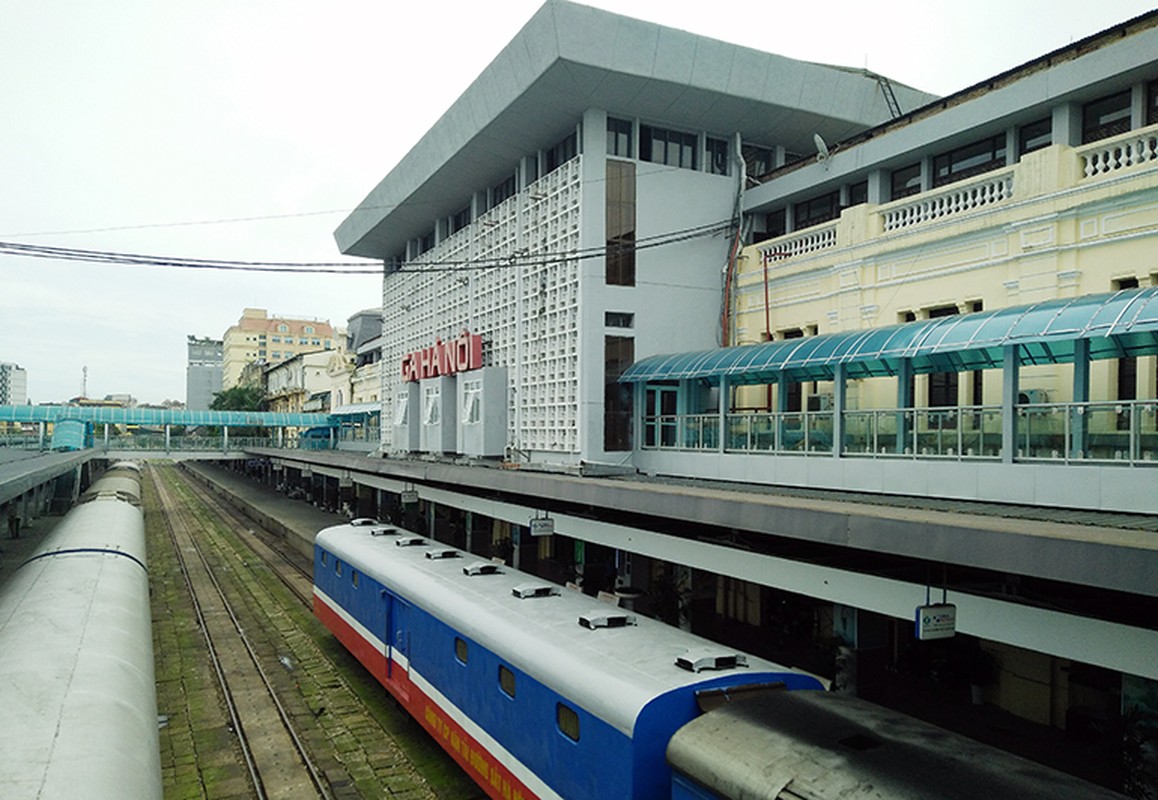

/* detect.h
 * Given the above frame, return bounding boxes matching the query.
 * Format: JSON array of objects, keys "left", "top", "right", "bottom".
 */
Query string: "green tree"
[
  {"left": 210, "top": 384, "right": 266, "bottom": 412},
  {"left": 208, "top": 384, "right": 266, "bottom": 437}
]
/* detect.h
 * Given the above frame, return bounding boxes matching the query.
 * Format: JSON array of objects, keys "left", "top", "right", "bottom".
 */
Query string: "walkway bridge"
[{"left": 0, "top": 404, "right": 381, "bottom": 460}]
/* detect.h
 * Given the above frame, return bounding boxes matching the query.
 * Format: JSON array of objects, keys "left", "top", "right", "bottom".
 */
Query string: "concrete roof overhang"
[{"left": 334, "top": 0, "right": 935, "bottom": 259}]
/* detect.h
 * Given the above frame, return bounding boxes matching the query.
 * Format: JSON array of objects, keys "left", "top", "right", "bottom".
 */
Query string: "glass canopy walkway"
[
  {"left": 621, "top": 288, "right": 1158, "bottom": 466},
  {"left": 0, "top": 405, "right": 382, "bottom": 455}
]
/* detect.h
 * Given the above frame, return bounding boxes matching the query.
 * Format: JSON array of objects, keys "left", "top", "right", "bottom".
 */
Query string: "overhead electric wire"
[{"left": 0, "top": 217, "right": 734, "bottom": 276}]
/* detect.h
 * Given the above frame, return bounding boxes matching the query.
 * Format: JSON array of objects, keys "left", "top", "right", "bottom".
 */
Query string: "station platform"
[{"left": 180, "top": 462, "right": 345, "bottom": 559}]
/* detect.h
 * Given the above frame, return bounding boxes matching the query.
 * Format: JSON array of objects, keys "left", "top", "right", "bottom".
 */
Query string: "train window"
[
  {"left": 455, "top": 637, "right": 469, "bottom": 665},
  {"left": 499, "top": 665, "right": 516, "bottom": 698},
  {"left": 556, "top": 703, "right": 580, "bottom": 742},
  {"left": 336, "top": 560, "right": 342, "bottom": 577},
  {"left": 352, "top": 570, "right": 359, "bottom": 588},
  {"left": 321, "top": 552, "right": 328, "bottom": 566}
]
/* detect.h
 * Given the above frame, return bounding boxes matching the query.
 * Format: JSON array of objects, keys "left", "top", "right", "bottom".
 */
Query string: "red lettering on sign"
[{"left": 400, "top": 331, "right": 484, "bottom": 382}]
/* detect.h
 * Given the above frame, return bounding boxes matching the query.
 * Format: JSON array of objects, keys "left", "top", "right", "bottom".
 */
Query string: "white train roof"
[
  {"left": 0, "top": 499, "right": 158, "bottom": 798},
  {"left": 317, "top": 523, "right": 816, "bottom": 736}
]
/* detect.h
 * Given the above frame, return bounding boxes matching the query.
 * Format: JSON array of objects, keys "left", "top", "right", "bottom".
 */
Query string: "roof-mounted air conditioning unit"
[
  {"left": 675, "top": 648, "right": 749, "bottom": 673},
  {"left": 463, "top": 562, "right": 501, "bottom": 576},
  {"left": 369, "top": 526, "right": 399, "bottom": 537},
  {"left": 578, "top": 611, "right": 637, "bottom": 630},
  {"left": 425, "top": 548, "right": 460, "bottom": 560},
  {"left": 395, "top": 536, "right": 426, "bottom": 547},
  {"left": 512, "top": 584, "right": 560, "bottom": 599}
]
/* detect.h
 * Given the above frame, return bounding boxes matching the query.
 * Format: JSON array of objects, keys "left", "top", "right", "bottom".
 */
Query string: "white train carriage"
[
  {"left": 313, "top": 521, "right": 824, "bottom": 800},
  {"left": 0, "top": 469, "right": 161, "bottom": 800}
]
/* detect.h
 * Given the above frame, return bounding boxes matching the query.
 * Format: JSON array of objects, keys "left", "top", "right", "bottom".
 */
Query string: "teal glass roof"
[{"left": 621, "top": 288, "right": 1158, "bottom": 386}]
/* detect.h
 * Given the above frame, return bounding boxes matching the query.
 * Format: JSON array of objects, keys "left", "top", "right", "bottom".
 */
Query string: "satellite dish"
[{"left": 813, "top": 133, "right": 830, "bottom": 162}]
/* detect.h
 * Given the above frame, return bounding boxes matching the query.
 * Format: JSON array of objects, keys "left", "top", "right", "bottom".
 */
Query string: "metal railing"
[{"left": 642, "top": 400, "right": 1158, "bottom": 466}]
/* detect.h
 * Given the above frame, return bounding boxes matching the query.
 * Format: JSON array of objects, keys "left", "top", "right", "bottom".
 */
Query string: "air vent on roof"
[
  {"left": 512, "top": 583, "right": 560, "bottom": 599},
  {"left": 675, "top": 648, "right": 749, "bottom": 673},
  {"left": 369, "top": 526, "right": 399, "bottom": 536},
  {"left": 578, "top": 611, "right": 637, "bottom": 630},
  {"left": 463, "top": 562, "right": 501, "bottom": 577},
  {"left": 395, "top": 536, "right": 426, "bottom": 547},
  {"left": 350, "top": 517, "right": 380, "bottom": 527},
  {"left": 425, "top": 548, "right": 460, "bottom": 560}
]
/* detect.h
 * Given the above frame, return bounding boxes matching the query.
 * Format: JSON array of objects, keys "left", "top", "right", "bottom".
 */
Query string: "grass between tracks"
[{"left": 149, "top": 464, "right": 480, "bottom": 800}]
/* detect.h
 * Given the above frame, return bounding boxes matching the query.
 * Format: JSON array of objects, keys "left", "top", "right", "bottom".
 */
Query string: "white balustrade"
[
  {"left": 759, "top": 223, "right": 837, "bottom": 264},
  {"left": 1079, "top": 126, "right": 1158, "bottom": 179},
  {"left": 882, "top": 172, "right": 1014, "bottom": 232}
]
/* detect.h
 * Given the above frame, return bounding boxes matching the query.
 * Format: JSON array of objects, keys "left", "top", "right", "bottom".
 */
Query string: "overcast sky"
[{"left": 2, "top": 0, "right": 1153, "bottom": 405}]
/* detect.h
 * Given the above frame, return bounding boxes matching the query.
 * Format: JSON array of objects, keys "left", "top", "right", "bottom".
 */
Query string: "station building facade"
[
  {"left": 336, "top": 0, "right": 933, "bottom": 465},
  {"left": 330, "top": 1, "right": 1158, "bottom": 785}
]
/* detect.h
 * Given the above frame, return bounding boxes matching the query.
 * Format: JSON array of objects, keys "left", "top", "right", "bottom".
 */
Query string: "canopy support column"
[
  {"left": 223, "top": 425, "right": 229, "bottom": 453},
  {"left": 1002, "top": 345, "right": 1020, "bottom": 464},
  {"left": 1071, "top": 338, "right": 1090, "bottom": 459},
  {"left": 38, "top": 422, "right": 45, "bottom": 450},
  {"left": 776, "top": 373, "right": 790, "bottom": 451},
  {"left": 896, "top": 361, "right": 913, "bottom": 455},
  {"left": 164, "top": 424, "right": 171, "bottom": 452},
  {"left": 718, "top": 376, "right": 728, "bottom": 453},
  {"left": 832, "top": 364, "right": 846, "bottom": 458},
  {"left": 277, "top": 427, "right": 284, "bottom": 448}
]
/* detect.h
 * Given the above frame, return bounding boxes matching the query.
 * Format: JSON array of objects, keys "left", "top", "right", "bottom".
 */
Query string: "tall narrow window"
[
  {"left": 393, "top": 392, "right": 409, "bottom": 426},
  {"left": 765, "top": 209, "right": 787, "bottom": 239},
  {"left": 463, "top": 379, "right": 482, "bottom": 425},
  {"left": 451, "top": 205, "right": 472, "bottom": 234},
  {"left": 848, "top": 180, "right": 868, "bottom": 207},
  {"left": 492, "top": 175, "right": 516, "bottom": 206},
  {"left": 422, "top": 384, "right": 440, "bottom": 425},
  {"left": 604, "top": 336, "right": 634, "bottom": 451},
  {"left": 1083, "top": 90, "right": 1132, "bottom": 143},
  {"left": 606, "top": 160, "right": 636, "bottom": 286},
  {"left": 607, "top": 117, "right": 633, "bottom": 157},
  {"left": 891, "top": 163, "right": 921, "bottom": 200},
  {"left": 706, "top": 137, "right": 729, "bottom": 175},
  {"left": 1114, "top": 278, "right": 1139, "bottom": 430},
  {"left": 546, "top": 132, "right": 578, "bottom": 174},
  {"left": 926, "top": 305, "right": 960, "bottom": 424}
]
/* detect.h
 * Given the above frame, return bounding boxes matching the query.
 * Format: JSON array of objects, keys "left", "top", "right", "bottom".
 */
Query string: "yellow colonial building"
[{"left": 222, "top": 308, "right": 341, "bottom": 390}]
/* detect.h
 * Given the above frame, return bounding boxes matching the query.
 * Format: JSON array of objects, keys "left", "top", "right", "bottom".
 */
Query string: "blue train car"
[
  {"left": 50, "top": 418, "right": 93, "bottom": 451},
  {"left": 313, "top": 522, "right": 824, "bottom": 800}
]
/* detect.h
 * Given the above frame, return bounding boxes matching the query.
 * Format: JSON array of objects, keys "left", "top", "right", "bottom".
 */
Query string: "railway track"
[
  {"left": 153, "top": 465, "right": 332, "bottom": 800},
  {"left": 148, "top": 463, "right": 461, "bottom": 800}
]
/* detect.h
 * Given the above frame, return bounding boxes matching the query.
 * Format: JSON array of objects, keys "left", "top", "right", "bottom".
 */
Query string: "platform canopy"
[
  {"left": 621, "top": 288, "right": 1158, "bottom": 386},
  {"left": 0, "top": 405, "right": 333, "bottom": 428},
  {"left": 330, "top": 402, "right": 382, "bottom": 417}
]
